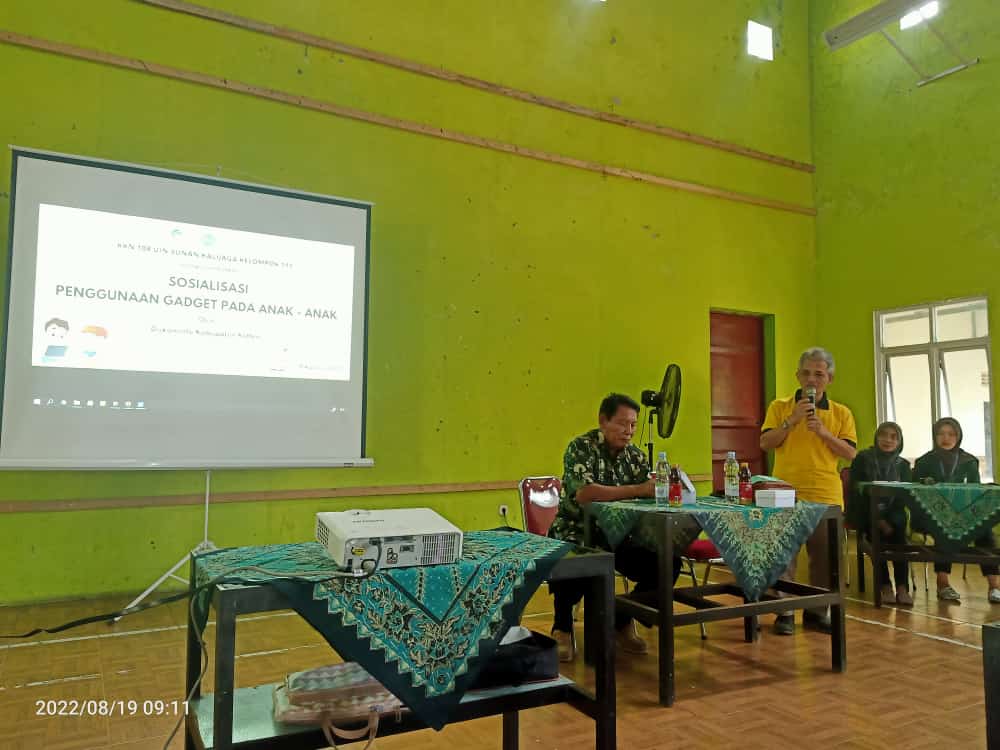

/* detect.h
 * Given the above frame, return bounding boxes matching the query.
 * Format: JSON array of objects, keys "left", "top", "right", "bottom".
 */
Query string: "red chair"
[
  {"left": 519, "top": 476, "right": 630, "bottom": 625},
  {"left": 518, "top": 476, "right": 586, "bottom": 621},
  {"left": 681, "top": 538, "right": 723, "bottom": 640},
  {"left": 518, "top": 476, "right": 561, "bottom": 536},
  {"left": 518, "top": 474, "right": 725, "bottom": 639}
]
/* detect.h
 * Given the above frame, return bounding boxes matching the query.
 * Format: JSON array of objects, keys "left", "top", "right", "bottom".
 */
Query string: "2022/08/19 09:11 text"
[{"left": 35, "top": 699, "right": 189, "bottom": 717}]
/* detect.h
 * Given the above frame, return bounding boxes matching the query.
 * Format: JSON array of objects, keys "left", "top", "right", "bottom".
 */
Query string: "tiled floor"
[{"left": 0, "top": 541, "right": 993, "bottom": 749}]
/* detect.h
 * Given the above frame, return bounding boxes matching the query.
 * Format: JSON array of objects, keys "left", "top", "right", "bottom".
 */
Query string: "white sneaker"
[
  {"left": 989, "top": 588, "right": 1000, "bottom": 604},
  {"left": 937, "top": 585, "right": 961, "bottom": 601}
]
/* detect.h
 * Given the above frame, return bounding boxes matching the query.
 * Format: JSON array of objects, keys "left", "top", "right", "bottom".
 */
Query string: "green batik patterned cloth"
[
  {"left": 192, "top": 529, "right": 570, "bottom": 731},
  {"left": 902, "top": 483, "right": 1000, "bottom": 551},
  {"left": 549, "top": 428, "right": 650, "bottom": 545},
  {"left": 589, "top": 500, "right": 704, "bottom": 550},
  {"left": 590, "top": 500, "right": 830, "bottom": 601}
]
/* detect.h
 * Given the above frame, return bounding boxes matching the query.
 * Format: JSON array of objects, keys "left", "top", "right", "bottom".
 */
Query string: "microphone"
[{"left": 805, "top": 386, "right": 816, "bottom": 415}]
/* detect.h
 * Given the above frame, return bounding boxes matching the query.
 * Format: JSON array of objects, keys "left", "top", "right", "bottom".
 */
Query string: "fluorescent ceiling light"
[
  {"left": 824, "top": 0, "right": 928, "bottom": 50},
  {"left": 824, "top": 0, "right": 977, "bottom": 87},
  {"left": 747, "top": 20, "right": 774, "bottom": 61},
  {"left": 900, "top": 1, "right": 940, "bottom": 29}
]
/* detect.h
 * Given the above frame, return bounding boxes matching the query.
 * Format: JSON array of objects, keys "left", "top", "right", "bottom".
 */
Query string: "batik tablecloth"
[
  {"left": 867, "top": 482, "right": 1000, "bottom": 552},
  {"left": 192, "top": 529, "right": 570, "bottom": 730},
  {"left": 589, "top": 500, "right": 830, "bottom": 601}
]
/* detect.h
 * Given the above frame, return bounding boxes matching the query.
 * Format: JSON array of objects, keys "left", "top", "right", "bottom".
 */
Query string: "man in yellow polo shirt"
[{"left": 761, "top": 347, "right": 857, "bottom": 635}]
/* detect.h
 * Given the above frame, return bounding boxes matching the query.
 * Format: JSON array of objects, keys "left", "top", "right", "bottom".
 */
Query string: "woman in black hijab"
[
  {"left": 849, "top": 422, "right": 912, "bottom": 605},
  {"left": 913, "top": 417, "right": 999, "bottom": 603}
]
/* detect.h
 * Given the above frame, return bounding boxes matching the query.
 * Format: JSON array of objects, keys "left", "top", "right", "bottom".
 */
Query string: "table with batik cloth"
[
  {"left": 859, "top": 482, "right": 1000, "bottom": 607},
  {"left": 183, "top": 529, "right": 617, "bottom": 750},
  {"left": 584, "top": 499, "right": 846, "bottom": 706}
]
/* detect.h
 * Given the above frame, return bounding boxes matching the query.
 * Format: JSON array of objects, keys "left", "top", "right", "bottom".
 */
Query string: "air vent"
[
  {"left": 316, "top": 521, "right": 330, "bottom": 547},
  {"left": 420, "top": 533, "right": 458, "bottom": 564}
]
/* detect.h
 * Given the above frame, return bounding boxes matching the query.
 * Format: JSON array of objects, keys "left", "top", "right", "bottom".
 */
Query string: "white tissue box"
[{"left": 754, "top": 489, "right": 795, "bottom": 508}]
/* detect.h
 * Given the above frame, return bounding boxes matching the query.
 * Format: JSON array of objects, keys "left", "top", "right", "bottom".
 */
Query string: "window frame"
[{"left": 873, "top": 296, "right": 994, "bottom": 477}]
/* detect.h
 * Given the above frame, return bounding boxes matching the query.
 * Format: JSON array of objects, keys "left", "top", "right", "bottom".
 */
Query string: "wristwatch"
[{"left": 781, "top": 419, "right": 791, "bottom": 430}]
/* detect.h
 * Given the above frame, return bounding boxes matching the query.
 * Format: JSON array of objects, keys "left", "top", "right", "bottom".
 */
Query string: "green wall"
[
  {"left": 0, "top": 0, "right": 817, "bottom": 603},
  {"left": 812, "top": 0, "right": 1000, "bottom": 445}
]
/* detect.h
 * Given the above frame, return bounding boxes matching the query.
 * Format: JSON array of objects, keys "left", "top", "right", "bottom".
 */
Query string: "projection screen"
[{"left": 0, "top": 149, "right": 372, "bottom": 468}]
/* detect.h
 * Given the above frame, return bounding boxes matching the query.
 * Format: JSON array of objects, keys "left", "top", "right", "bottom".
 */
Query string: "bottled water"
[
  {"left": 724, "top": 451, "right": 740, "bottom": 502},
  {"left": 655, "top": 451, "right": 670, "bottom": 505}
]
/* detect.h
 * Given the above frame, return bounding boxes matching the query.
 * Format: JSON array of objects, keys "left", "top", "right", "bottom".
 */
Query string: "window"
[
  {"left": 747, "top": 21, "right": 774, "bottom": 61},
  {"left": 875, "top": 298, "right": 994, "bottom": 481}
]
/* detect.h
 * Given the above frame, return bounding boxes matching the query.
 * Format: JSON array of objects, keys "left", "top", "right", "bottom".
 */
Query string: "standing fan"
[{"left": 641, "top": 364, "right": 682, "bottom": 467}]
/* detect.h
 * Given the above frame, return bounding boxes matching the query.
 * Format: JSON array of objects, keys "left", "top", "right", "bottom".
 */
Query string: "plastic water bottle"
[
  {"left": 655, "top": 451, "right": 670, "bottom": 505},
  {"left": 724, "top": 451, "right": 740, "bottom": 502}
]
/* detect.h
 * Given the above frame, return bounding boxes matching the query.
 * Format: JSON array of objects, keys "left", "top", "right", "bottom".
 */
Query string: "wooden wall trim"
[
  {"left": 0, "top": 475, "right": 714, "bottom": 513},
  {"left": 0, "top": 31, "right": 816, "bottom": 216},
  {"left": 0, "top": 481, "right": 518, "bottom": 514},
  {"left": 138, "top": 0, "right": 814, "bottom": 174}
]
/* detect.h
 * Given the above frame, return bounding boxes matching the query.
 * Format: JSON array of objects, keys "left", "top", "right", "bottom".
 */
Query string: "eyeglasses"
[{"left": 609, "top": 419, "right": 637, "bottom": 431}]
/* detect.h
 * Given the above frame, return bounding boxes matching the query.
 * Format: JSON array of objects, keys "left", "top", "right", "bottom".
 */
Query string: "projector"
[{"left": 315, "top": 508, "right": 463, "bottom": 571}]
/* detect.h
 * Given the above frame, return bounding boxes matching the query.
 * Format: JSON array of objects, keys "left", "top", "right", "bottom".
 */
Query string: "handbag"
[
  {"left": 470, "top": 626, "right": 560, "bottom": 690},
  {"left": 273, "top": 662, "right": 405, "bottom": 749}
]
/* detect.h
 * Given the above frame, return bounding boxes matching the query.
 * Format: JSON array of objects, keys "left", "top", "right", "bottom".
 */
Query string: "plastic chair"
[
  {"left": 908, "top": 525, "right": 931, "bottom": 593},
  {"left": 518, "top": 476, "right": 629, "bottom": 624},
  {"left": 681, "top": 538, "right": 724, "bottom": 639},
  {"left": 840, "top": 467, "right": 854, "bottom": 589},
  {"left": 518, "top": 476, "right": 561, "bottom": 536},
  {"left": 850, "top": 466, "right": 932, "bottom": 595},
  {"left": 851, "top": 468, "right": 925, "bottom": 593},
  {"left": 518, "top": 476, "right": 570, "bottom": 621}
]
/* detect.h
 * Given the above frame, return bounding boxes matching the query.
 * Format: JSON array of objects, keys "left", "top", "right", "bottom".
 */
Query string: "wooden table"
[
  {"left": 860, "top": 483, "right": 1000, "bottom": 607},
  {"left": 183, "top": 546, "right": 618, "bottom": 750},
  {"left": 585, "top": 503, "right": 846, "bottom": 706}
]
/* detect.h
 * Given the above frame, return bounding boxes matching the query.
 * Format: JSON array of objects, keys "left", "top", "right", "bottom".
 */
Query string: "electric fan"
[{"left": 640, "top": 364, "right": 682, "bottom": 466}]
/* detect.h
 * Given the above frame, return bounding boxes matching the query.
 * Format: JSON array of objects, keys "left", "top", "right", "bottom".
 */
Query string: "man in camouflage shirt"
[{"left": 549, "top": 393, "right": 679, "bottom": 661}]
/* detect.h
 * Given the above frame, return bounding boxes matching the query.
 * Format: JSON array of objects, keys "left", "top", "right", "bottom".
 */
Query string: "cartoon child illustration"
[
  {"left": 41, "top": 318, "right": 70, "bottom": 363},
  {"left": 79, "top": 325, "right": 109, "bottom": 362}
]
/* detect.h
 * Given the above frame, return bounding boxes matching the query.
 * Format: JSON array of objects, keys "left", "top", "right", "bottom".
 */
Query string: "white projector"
[{"left": 315, "top": 508, "right": 463, "bottom": 571}]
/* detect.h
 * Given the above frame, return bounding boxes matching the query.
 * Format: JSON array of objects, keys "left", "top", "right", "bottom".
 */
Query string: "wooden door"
[{"left": 710, "top": 312, "right": 766, "bottom": 491}]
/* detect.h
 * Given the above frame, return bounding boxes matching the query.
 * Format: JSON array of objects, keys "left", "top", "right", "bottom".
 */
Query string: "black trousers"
[
  {"left": 551, "top": 536, "right": 680, "bottom": 632},
  {"left": 934, "top": 531, "right": 999, "bottom": 576},
  {"left": 867, "top": 529, "right": 910, "bottom": 587},
  {"left": 868, "top": 504, "right": 909, "bottom": 588}
]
